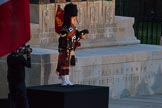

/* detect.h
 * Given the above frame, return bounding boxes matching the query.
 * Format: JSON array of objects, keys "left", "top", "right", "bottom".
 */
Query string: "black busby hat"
[{"left": 64, "top": 3, "right": 78, "bottom": 25}]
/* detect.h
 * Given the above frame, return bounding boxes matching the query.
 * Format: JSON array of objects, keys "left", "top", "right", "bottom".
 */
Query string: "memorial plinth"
[{"left": 27, "top": 84, "right": 109, "bottom": 108}]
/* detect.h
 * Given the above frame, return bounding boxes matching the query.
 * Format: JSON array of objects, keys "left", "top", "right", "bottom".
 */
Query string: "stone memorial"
[
  {"left": 29, "top": 0, "right": 139, "bottom": 49},
  {"left": 1, "top": 0, "right": 162, "bottom": 99}
]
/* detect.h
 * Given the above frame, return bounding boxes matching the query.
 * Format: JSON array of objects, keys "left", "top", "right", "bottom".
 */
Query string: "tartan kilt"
[{"left": 56, "top": 52, "right": 70, "bottom": 76}]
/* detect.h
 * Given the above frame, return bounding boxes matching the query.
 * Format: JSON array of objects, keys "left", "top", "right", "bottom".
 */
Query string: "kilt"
[{"left": 56, "top": 51, "right": 70, "bottom": 76}]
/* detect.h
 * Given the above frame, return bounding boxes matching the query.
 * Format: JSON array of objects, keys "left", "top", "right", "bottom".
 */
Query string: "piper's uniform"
[
  {"left": 56, "top": 24, "right": 81, "bottom": 76},
  {"left": 55, "top": 3, "right": 85, "bottom": 86}
]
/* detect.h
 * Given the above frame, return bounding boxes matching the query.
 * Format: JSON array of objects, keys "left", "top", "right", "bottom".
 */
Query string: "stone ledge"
[
  {"left": 1, "top": 44, "right": 162, "bottom": 98},
  {"left": 72, "top": 44, "right": 162, "bottom": 98}
]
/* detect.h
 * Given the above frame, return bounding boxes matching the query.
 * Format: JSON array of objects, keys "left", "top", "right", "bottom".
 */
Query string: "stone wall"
[
  {"left": 0, "top": 56, "right": 8, "bottom": 98},
  {"left": 1, "top": 44, "right": 162, "bottom": 98},
  {"left": 73, "top": 44, "right": 162, "bottom": 98}
]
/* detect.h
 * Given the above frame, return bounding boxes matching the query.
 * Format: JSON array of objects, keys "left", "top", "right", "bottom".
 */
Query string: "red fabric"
[
  {"left": 0, "top": 0, "right": 30, "bottom": 57},
  {"left": 56, "top": 51, "right": 69, "bottom": 76},
  {"left": 55, "top": 5, "right": 64, "bottom": 34},
  {"left": 67, "top": 30, "right": 76, "bottom": 39},
  {"left": 75, "top": 41, "right": 81, "bottom": 47}
]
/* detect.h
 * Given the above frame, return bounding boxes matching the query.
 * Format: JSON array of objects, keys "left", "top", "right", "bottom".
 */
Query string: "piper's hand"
[{"left": 81, "top": 33, "right": 86, "bottom": 39}]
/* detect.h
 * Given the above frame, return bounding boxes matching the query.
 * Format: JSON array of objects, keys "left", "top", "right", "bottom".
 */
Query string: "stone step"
[{"left": 109, "top": 94, "right": 162, "bottom": 108}]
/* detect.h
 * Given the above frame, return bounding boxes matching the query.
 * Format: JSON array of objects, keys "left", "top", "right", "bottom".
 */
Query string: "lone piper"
[{"left": 55, "top": 3, "right": 89, "bottom": 86}]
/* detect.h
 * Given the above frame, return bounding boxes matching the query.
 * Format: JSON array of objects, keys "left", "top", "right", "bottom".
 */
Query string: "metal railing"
[{"left": 115, "top": 0, "right": 162, "bottom": 45}]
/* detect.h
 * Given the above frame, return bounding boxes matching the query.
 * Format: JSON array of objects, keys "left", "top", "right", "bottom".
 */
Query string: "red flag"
[
  {"left": 55, "top": 5, "right": 64, "bottom": 34},
  {"left": 0, "top": 0, "right": 30, "bottom": 57}
]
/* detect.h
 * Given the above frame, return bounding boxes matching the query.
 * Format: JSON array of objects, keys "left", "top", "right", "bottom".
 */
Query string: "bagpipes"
[{"left": 76, "top": 29, "right": 89, "bottom": 38}]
